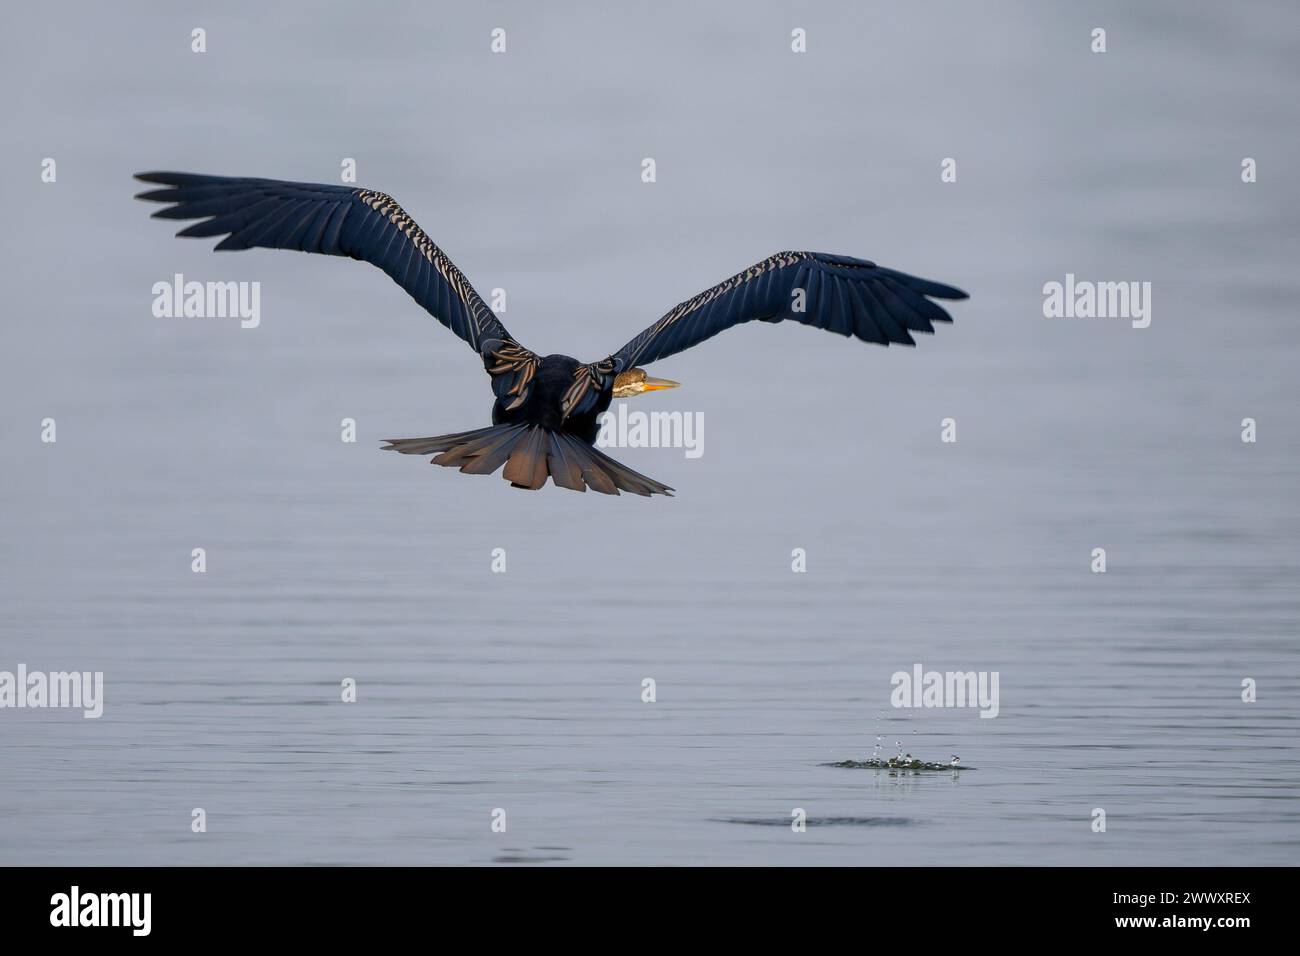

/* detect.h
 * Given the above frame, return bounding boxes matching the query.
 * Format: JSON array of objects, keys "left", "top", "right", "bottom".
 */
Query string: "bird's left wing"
[
  {"left": 605, "top": 251, "right": 967, "bottom": 372},
  {"left": 134, "top": 172, "right": 529, "bottom": 364}
]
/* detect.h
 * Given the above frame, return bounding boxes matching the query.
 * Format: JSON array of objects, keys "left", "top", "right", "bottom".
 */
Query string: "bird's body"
[
  {"left": 136, "top": 171, "right": 968, "bottom": 496},
  {"left": 494, "top": 354, "right": 603, "bottom": 439},
  {"left": 386, "top": 351, "right": 675, "bottom": 496}
]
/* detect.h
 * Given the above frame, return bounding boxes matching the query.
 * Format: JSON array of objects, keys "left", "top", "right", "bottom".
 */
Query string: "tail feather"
[
  {"left": 543, "top": 431, "right": 587, "bottom": 493},
  {"left": 576, "top": 438, "right": 673, "bottom": 497},
  {"left": 382, "top": 425, "right": 673, "bottom": 496},
  {"left": 502, "top": 426, "right": 549, "bottom": 490},
  {"left": 450, "top": 426, "right": 527, "bottom": 474},
  {"left": 380, "top": 427, "right": 499, "bottom": 458}
]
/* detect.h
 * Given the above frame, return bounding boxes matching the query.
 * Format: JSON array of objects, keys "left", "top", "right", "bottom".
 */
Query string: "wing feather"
[
  {"left": 136, "top": 171, "right": 542, "bottom": 403},
  {"left": 607, "top": 251, "right": 966, "bottom": 370},
  {"left": 135, "top": 171, "right": 523, "bottom": 359}
]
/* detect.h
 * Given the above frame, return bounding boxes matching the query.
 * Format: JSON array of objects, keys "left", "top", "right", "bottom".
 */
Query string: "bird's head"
[{"left": 611, "top": 367, "right": 680, "bottom": 398}]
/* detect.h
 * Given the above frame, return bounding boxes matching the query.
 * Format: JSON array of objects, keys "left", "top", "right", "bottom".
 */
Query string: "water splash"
[{"left": 828, "top": 753, "right": 972, "bottom": 771}]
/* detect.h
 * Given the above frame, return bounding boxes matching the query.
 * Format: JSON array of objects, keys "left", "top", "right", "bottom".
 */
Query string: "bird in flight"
[{"left": 136, "top": 172, "right": 967, "bottom": 497}]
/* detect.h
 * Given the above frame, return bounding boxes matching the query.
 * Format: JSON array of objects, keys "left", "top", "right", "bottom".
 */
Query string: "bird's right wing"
[
  {"left": 607, "top": 251, "right": 967, "bottom": 370},
  {"left": 557, "top": 252, "right": 965, "bottom": 421},
  {"left": 136, "top": 172, "right": 540, "bottom": 403}
]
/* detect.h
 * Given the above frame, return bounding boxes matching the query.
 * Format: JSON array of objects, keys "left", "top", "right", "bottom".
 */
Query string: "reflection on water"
[{"left": 719, "top": 817, "right": 914, "bottom": 828}]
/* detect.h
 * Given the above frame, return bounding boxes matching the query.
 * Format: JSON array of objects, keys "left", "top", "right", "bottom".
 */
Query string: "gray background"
[{"left": 1, "top": 0, "right": 1297, "bottom": 864}]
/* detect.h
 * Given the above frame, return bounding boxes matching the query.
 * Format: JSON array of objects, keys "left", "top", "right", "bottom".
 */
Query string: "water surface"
[{"left": 1, "top": 0, "right": 1297, "bottom": 865}]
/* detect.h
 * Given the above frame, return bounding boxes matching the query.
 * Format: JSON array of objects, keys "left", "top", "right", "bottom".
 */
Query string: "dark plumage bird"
[{"left": 135, "top": 172, "right": 967, "bottom": 496}]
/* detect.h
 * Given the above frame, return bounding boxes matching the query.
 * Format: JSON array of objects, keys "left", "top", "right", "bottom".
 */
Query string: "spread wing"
[
  {"left": 609, "top": 251, "right": 967, "bottom": 370},
  {"left": 560, "top": 252, "right": 966, "bottom": 421},
  {"left": 135, "top": 172, "right": 539, "bottom": 404},
  {"left": 558, "top": 251, "right": 967, "bottom": 421}
]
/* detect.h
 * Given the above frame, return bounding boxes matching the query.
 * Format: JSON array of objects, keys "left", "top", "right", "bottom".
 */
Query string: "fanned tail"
[{"left": 382, "top": 425, "right": 673, "bottom": 497}]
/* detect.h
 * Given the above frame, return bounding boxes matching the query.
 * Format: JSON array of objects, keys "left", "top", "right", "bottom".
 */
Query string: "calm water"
[{"left": 2, "top": 1, "right": 1298, "bottom": 865}]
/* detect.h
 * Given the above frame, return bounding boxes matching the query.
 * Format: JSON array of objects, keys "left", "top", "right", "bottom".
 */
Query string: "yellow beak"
[{"left": 641, "top": 376, "right": 681, "bottom": 392}]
